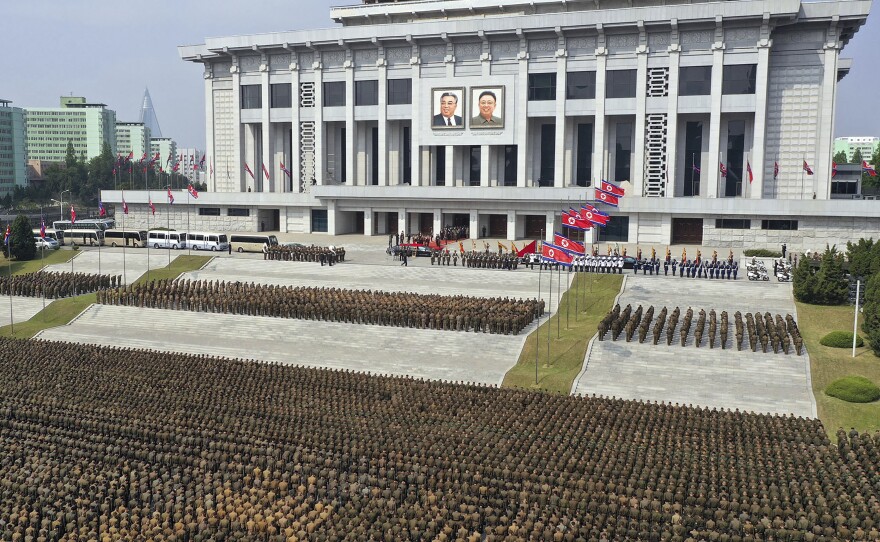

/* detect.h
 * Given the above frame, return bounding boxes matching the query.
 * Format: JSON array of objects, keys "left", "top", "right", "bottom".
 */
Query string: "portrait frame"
[
  {"left": 469, "top": 86, "right": 505, "bottom": 129},
  {"left": 431, "top": 87, "right": 466, "bottom": 130}
]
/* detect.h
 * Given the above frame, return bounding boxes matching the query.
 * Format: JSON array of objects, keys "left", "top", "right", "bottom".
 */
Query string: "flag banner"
[
  {"left": 141, "top": 153, "right": 148, "bottom": 161},
  {"left": 3, "top": 225, "right": 10, "bottom": 246},
  {"left": 98, "top": 200, "right": 106, "bottom": 217},
  {"left": 458, "top": 241, "right": 464, "bottom": 253},
  {"left": 188, "top": 184, "right": 199, "bottom": 199},
  {"left": 40, "top": 218, "right": 46, "bottom": 238},
  {"left": 582, "top": 203, "right": 608, "bottom": 217},
  {"left": 497, "top": 241, "right": 506, "bottom": 252},
  {"left": 747, "top": 161, "right": 754, "bottom": 184},
  {"left": 803, "top": 160, "right": 813, "bottom": 175},
  {"left": 244, "top": 163, "right": 255, "bottom": 179},
  {"left": 774, "top": 161, "right": 779, "bottom": 180},
  {"left": 193, "top": 163, "right": 199, "bottom": 171},
  {"left": 516, "top": 240, "right": 537, "bottom": 258},
  {"left": 112, "top": 167, "right": 116, "bottom": 175},
  {"left": 70, "top": 205, "right": 77, "bottom": 224},
  {"left": 595, "top": 189, "right": 620, "bottom": 207},
  {"left": 128, "top": 151, "right": 134, "bottom": 160},
  {"left": 541, "top": 242, "right": 575, "bottom": 266},
  {"left": 262, "top": 163, "right": 270, "bottom": 180},
  {"left": 599, "top": 180, "right": 625, "bottom": 197},
  {"left": 199, "top": 154, "right": 206, "bottom": 168},
  {"left": 167, "top": 188, "right": 174, "bottom": 204},
  {"left": 581, "top": 208, "right": 609, "bottom": 227},
  {"left": 863, "top": 160, "right": 877, "bottom": 177},
  {"left": 122, "top": 196, "right": 128, "bottom": 215},
  {"left": 128, "top": 164, "right": 133, "bottom": 174},
  {"left": 172, "top": 162, "right": 180, "bottom": 172},
  {"left": 553, "top": 233, "right": 585, "bottom": 254},
  {"left": 832, "top": 161, "right": 838, "bottom": 178},
  {"left": 166, "top": 153, "right": 172, "bottom": 165},
  {"left": 719, "top": 162, "right": 728, "bottom": 177},
  {"left": 280, "top": 162, "right": 292, "bottom": 178},
  {"left": 149, "top": 199, "right": 155, "bottom": 215},
  {"left": 561, "top": 211, "right": 591, "bottom": 230},
  {"left": 692, "top": 163, "right": 701, "bottom": 174},
  {"left": 511, "top": 241, "right": 518, "bottom": 253}
]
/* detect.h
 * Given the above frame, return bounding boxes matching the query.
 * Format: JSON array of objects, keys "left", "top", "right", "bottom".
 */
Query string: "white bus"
[
  {"left": 65, "top": 229, "right": 104, "bottom": 246},
  {"left": 147, "top": 230, "right": 187, "bottom": 249},
  {"left": 104, "top": 229, "right": 147, "bottom": 248},
  {"left": 186, "top": 232, "right": 229, "bottom": 251},
  {"left": 229, "top": 234, "right": 278, "bottom": 253},
  {"left": 53, "top": 219, "right": 108, "bottom": 232}
]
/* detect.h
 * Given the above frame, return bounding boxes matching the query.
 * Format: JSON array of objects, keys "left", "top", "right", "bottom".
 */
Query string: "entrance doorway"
[
  {"left": 524, "top": 215, "right": 546, "bottom": 238},
  {"left": 487, "top": 214, "right": 507, "bottom": 237},
  {"left": 671, "top": 218, "right": 704, "bottom": 244}
]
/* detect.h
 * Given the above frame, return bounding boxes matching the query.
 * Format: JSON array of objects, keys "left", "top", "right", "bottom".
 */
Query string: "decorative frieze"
[
  {"left": 269, "top": 54, "right": 291, "bottom": 71},
  {"left": 648, "top": 33, "right": 670, "bottom": 50},
  {"left": 298, "top": 53, "right": 314, "bottom": 69},
  {"left": 420, "top": 44, "right": 447, "bottom": 63},
  {"left": 528, "top": 38, "right": 557, "bottom": 57},
  {"left": 354, "top": 49, "right": 378, "bottom": 67},
  {"left": 212, "top": 62, "right": 232, "bottom": 78},
  {"left": 490, "top": 41, "right": 520, "bottom": 59},
  {"left": 567, "top": 36, "right": 598, "bottom": 55},
  {"left": 239, "top": 55, "right": 261, "bottom": 72},
  {"left": 386, "top": 47, "right": 411, "bottom": 65},
  {"left": 725, "top": 27, "right": 759, "bottom": 47},
  {"left": 454, "top": 42, "right": 482, "bottom": 61},
  {"left": 323, "top": 50, "right": 346, "bottom": 67},
  {"left": 607, "top": 34, "right": 638, "bottom": 53},
  {"left": 680, "top": 30, "right": 712, "bottom": 49}
]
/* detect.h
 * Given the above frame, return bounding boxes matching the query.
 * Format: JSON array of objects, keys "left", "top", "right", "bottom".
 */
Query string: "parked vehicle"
[
  {"left": 186, "top": 232, "right": 229, "bottom": 251},
  {"left": 147, "top": 230, "right": 187, "bottom": 249},
  {"left": 104, "top": 229, "right": 147, "bottom": 248},
  {"left": 33, "top": 236, "right": 60, "bottom": 250},
  {"left": 229, "top": 234, "right": 278, "bottom": 253}
]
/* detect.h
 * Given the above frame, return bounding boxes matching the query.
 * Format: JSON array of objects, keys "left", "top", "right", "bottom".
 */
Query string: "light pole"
[{"left": 59, "top": 189, "right": 71, "bottom": 222}]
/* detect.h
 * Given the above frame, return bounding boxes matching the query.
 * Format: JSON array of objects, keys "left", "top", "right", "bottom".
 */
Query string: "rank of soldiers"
[
  {"left": 598, "top": 303, "right": 804, "bottom": 354},
  {"left": 264, "top": 244, "right": 345, "bottom": 264},
  {"left": 0, "top": 270, "right": 120, "bottom": 299},
  {"left": 1, "top": 336, "right": 878, "bottom": 542},
  {"left": 95, "top": 278, "right": 544, "bottom": 335},
  {"left": 431, "top": 250, "right": 519, "bottom": 270}
]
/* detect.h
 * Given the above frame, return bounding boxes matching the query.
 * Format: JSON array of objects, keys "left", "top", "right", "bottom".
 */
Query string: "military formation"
[
  {"left": 0, "top": 271, "right": 119, "bottom": 298},
  {"left": 598, "top": 304, "right": 804, "bottom": 354},
  {"left": 264, "top": 244, "right": 345, "bottom": 264},
  {"left": 431, "top": 250, "right": 519, "bottom": 270},
  {"left": 95, "top": 279, "right": 542, "bottom": 335},
  {"left": 571, "top": 255, "right": 625, "bottom": 274},
  {"left": 1, "top": 337, "right": 879, "bottom": 542}
]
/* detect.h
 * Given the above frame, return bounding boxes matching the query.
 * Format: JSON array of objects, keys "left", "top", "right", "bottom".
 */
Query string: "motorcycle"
[{"left": 748, "top": 269, "right": 770, "bottom": 281}]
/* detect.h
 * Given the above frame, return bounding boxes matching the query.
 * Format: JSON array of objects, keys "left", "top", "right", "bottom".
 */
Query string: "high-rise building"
[
  {"left": 150, "top": 137, "right": 177, "bottom": 172},
  {"left": 833, "top": 136, "right": 879, "bottom": 164},
  {"left": 115, "top": 122, "right": 152, "bottom": 161},
  {"left": 139, "top": 88, "right": 162, "bottom": 139},
  {"left": 25, "top": 96, "right": 116, "bottom": 162},
  {"left": 0, "top": 99, "right": 27, "bottom": 196},
  {"left": 176, "top": 147, "right": 205, "bottom": 183}
]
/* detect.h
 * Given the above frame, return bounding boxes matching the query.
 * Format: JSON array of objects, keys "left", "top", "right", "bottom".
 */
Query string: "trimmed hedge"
[
  {"left": 825, "top": 376, "right": 880, "bottom": 403},
  {"left": 820, "top": 331, "right": 864, "bottom": 348},
  {"left": 744, "top": 249, "right": 783, "bottom": 258}
]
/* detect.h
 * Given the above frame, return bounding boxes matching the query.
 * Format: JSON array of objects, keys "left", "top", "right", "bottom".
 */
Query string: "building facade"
[
  {"left": 0, "top": 99, "right": 27, "bottom": 197},
  {"left": 25, "top": 97, "right": 117, "bottom": 162},
  {"left": 176, "top": 147, "right": 206, "bottom": 184},
  {"left": 103, "top": 0, "right": 876, "bottom": 249},
  {"left": 150, "top": 137, "right": 178, "bottom": 171},
  {"left": 833, "top": 136, "right": 879, "bottom": 164},
  {"left": 115, "top": 122, "right": 152, "bottom": 161}
]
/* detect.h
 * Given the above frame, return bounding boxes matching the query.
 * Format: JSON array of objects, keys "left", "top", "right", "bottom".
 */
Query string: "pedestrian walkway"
[
  {"left": 571, "top": 274, "right": 816, "bottom": 417},
  {"left": 0, "top": 296, "right": 48, "bottom": 326},
  {"left": 40, "top": 249, "right": 182, "bottom": 285}
]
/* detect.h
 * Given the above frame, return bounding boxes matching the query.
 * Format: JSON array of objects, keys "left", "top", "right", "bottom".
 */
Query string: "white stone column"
[
  {"left": 364, "top": 210, "right": 373, "bottom": 236},
  {"left": 314, "top": 58, "right": 325, "bottom": 185},
  {"left": 666, "top": 44, "right": 681, "bottom": 198},
  {"left": 544, "top": 213, "right": 555, "bottom": 242},
  {"left": 554, "top": 46, "right": 567, "bottom": 187},
  {"left": 260, "top": 58, "right": 271, "bottom": 192},
  {"left": 707, "top": 41, "right": 725, "bottom": 199},
  {"left": 507, "top": 210, "right": 516, "bottom": 241},
  {"left": 327, "top": 200, "right": 337, "bottom": 235},
  {"left": 593, "top": 48, "right": 607, "bottom": 185},
  {"left": 480, "top": 146, "right": 490, "bottom": 187},
  {"left": 231, "top": 59, "right": 243, "bottom": 191},
  {"left": 815, "top": 41, "right": 839, "bottom": 200},
  {"left": 203, "top": 67, "right": 216, "bottom": 192},
  {"left": 410, "top": 50, "right": 422, "bottom": 186},
  {"left": 345, "top": 56, "right": 356, "bottom": 185},
  {"left": 290, "top": 62, "right": 301, "bottom": 193},
  {"left": 445, "top": 145, "right": 455, "bottom": 186},
  {"left": 516, "top": 41, "right": 529, "bottom": 187},
  {"left": 397, "top": 209, "right": 407, "bottom": 236},
  {"left": 632, "top": 46, "right": 649, "bottom": 196},
  {"left": 469, "top": 211, "right": 479, "bottom": 241},
  {"left": 750, "top": 39, "right": 772, "bottom": 200},
  {"left": 378, "top": 54, "right": 389, "bottom": 186},
  {"left": 433, "top": 209, "right": 442, "bottom": 237}
]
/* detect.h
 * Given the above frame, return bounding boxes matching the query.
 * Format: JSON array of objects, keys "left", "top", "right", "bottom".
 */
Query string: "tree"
[
  {"left": 812, "top": 245, "right": 849, "bottom": 305},
  {"left": 833, "top": 150, "right": 848, "bottom": 165},
  {"left": 793, "top": 255, "right": 817, "bottom": 303},
  {"left": 851, "top": 148, "right": 864, "bottom": 165},
  {"left": 9, "top": 214, "right": 36, "bottom": 261},
  {"left": 846, "top": 238, "right": 875, "bottom": 279},
  {"left": 864, "top": 145, "right": 880, "bottom": 189}
]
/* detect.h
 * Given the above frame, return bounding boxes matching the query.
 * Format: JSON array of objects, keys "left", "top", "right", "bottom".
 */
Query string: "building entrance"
[
  {"left": 524, "top": 215, "right": 546, "bottom": 238},
  {"left": 672, "top": 218, "right": 704, "bottom": 245}
]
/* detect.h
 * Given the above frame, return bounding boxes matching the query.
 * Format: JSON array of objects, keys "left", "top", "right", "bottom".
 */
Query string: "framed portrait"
[
  {"left": 431, "top": 88, "right": 465, "bottom": 130},
  {"left": 469, "top": 86, "right": 504, "bottom": 129}
]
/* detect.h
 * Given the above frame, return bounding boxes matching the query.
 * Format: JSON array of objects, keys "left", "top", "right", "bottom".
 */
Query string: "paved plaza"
[
  {"left": 571, "top": 273, "right": 816, "bottom": 417},
  {"left": 41, "top": 248, "right": 183, "bottom": 285},
  {"left": 0, "top": 296, "right": 48, "bottom": 326}
]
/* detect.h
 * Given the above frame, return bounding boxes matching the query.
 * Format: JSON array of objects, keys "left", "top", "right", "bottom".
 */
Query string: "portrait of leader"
[
  {"left": 432, "top": 88, "right": 464, "bottom": 129},
  {"left": 470, "top": 87, "right": 504, "bottom": 129}
]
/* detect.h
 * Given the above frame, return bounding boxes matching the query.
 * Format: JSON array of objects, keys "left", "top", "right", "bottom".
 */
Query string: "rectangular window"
[
  {"left": 355, "top": 80, "right": 378, "bottom": 106},
  {"left": 198, "top": 207, "right": 221, "bottom": 216},
  {"left": 504, "top": 145, "right": 518, "bottom": 186},
  {"left": 614, "top": 122, "right": 633, "bottom": 183},
  {"left": 566, "top": 71, "right": 596, "bottom": 100},
  {"left": 539, "top": 124, "right": 556, "bottom": 185},
  {"left": 371, "top": 127, "right": 379, "bottom": 185},
  {"left": 683, "top": 121, "right": 703, "bottom": 197},
  {"left": 576, "top": 123, "right": 593, "bottom": 187},
  {"left": 402, "top": 126, "right": 411, "bottom": 184},
  {"left": 469, "top": 146, "right": 481, "bottom": 186},
  {"left": 311, "top": 209, "right": 328, "bottom": 233},
  {"left": 340, "top": 127, "right": 347, "bottom": 183},
  {"left": 761, "top": 220, "right": 798, "bottom": 231},
  {"left": 679, "top": 66, "right": 712, "bottom": 96},
  {"left": 227, "top": 208, "right": 250, "bottom": 217},
  {"left": 722, "top": 64, "right": 757, "bottom": 95},
  {"left": 387, "top": 79, "right": 412, "bottom": 105},
  {"left": 725, "top": 120, "right": 745, "bottom": 197},
  {"left": 528, "top": 73, "right": 557, "bottom": 101},
  {"left": 606, "top": 70, "right": 637, "bottom": 98},
  {"left": 435, "top": 145, "right": 446, "bottom": 185},
  {"left": 323, "top": 81, "right": 346, "bottom": 107},
  {"left": 715, "top": 219, "right": 751, "bottom": 229},
  {"left": 831, "top": 180, "right": 858, "bottom": 195},
  {"left": 596, "top": 216, "right": 629, "bottom": 242},
  {"left": 240, "top": 85, "right": 262, "bottom": 109},
  {"left": 270, "top": 84, "right": 291, "bottom": 108}
]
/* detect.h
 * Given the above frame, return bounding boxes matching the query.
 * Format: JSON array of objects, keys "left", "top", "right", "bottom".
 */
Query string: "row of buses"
[{"left": 36, "top": 219, "right": 279, "bottom": 253}]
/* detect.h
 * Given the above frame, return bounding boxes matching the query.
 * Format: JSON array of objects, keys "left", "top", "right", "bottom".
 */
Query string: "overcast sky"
[{"left": 1, "top": 0, "right": 876, "bottom": 151}]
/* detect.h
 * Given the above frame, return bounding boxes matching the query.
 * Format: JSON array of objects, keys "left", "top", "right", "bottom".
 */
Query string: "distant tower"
[{"left": 139, "top": 87, "right": 162, "bottom": 138}]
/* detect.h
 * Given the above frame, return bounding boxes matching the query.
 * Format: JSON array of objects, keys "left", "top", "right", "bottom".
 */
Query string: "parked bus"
[
  {"left": 104, "top": 229, "right": 147, "bottom": 248},
  {"left": 52, "top": 219, "right": 109, "bottom": 232},
  {"left": 186, "top": 232, "right": 229, "bottom": 251},
  {"left": 64, "top": 229, "right": 104, "bottom": 246},
  {"left": 229, "top": 234, "right": 278, "bottom": 253},
  {"left": 33, "top": 228, "right": 64, "bottom": 245},
  {"left": 147, "top": 230, "right": 187, "bottom": 249}
]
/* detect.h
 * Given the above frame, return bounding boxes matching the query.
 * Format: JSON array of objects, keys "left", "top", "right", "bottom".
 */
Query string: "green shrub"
[
  {"left": 825, "top": 376, "right": 880, "bottom": 403},
  {"left": 820, "top": 331, "right": 864, "bottom": 348},
  {"left": 744, "top": 249, "right": 783, "bottom": 258}
]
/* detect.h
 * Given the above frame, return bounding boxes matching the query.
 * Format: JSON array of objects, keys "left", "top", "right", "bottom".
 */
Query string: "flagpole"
[
  {"left": 801, "top": 155, "right": 805, "bottom": 199},
  {"left": 167, "top": 186, "right": 171, "bottom": 267},
  {"left": 691, "top": 153, "right": 696, "bottom": 197},
  {"left": 547, "top": 250, "right": 553, "bottom": 367},
  {"left": 7, "top": 228, "right": 12, "bottom": 335},
  {"left": 40, "top": 208, "right": 45, "bottom": 311},
  {"left": 535, "top": 231, "right": 542, "bottom": 385},
  {"left": 147, "top": 191, "right": 151, "bottom": 283},
  {"left": 187, "top": 187, "right": 191, "bottom": 256},
  {"left": 121, "top": 194, "right": 126, "bottom": 284}
]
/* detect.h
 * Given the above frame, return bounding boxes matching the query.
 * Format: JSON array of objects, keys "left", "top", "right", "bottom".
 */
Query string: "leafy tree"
[
  {"left": 64, "top": 140, "right": 78, "bottom": 169},
  {"left": 812, "top": 245, "right": 849, "bottom": 305},
  {"left": 846, "top": 238, "right": 875, "bottom": 279},
  {"left": 793, "top": 256, "right": 817, "bottom": 303},
  {"left": 865, "top": 146, "right": 880, "bottom": 189},
  {"left": 9, "top": 214, "right": 36, "bottom": 261},
  {"left": 852, "top": 148, "right": 864, "bottom": 165},
  {"left": 833, "top": 150, "right": 848, "bottom": 165},
  {"left": 863, "top": 272, "right": 880, "bottom": 338}
]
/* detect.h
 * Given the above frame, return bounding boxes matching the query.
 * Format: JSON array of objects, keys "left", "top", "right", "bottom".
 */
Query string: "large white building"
[
  {"left": 0, "top": 99, "right": 27, "bottom": 197},
  {"left": 115, "top": 122, "right": 152, "bottom": 161},
  {"left": 103, "top": 0, "right": 875, "bottom": 249},
  {"left": 833, "top": 136, "right": 879, "bottom": 163},
  {"left": 26, "top": 97, "right": 116, "bottom": 162}
]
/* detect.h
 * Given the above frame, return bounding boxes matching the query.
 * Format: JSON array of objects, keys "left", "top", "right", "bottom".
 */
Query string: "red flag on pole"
[
  {"left": 70, "top": 205, "right": 76, "bottom": 224},
  {"left": 187, "top": 184, "right": 199, "bottom": 199},
  {"left": 803, "top": 160, "right": 813, "bottom": 175},
  {"left": 553, "top": 233, "right": 585, "bottom": 254},
  {"left": 122, "top": 193, "right": 128, "bottom": 215},
  {"left": 747, "top": 161, "right": 754, "bottom": 184},
  {"left": 719, "top": 162, "right": 728, "bottom": 177},
  {"left": 774, "top": 161, "right": 779, "bottom": 180},
  {"left": 262, "top": 163, "right": 270, "bottom": 180},
  {"left": 599, "top": 180, "right": 625, "bottom": 197},
  {"left": 149, "top": 199, "right": 155, "bottom": 215},
  {"left": 541, "top": 242, "right": 575, "bottom": 266},
  {"left": 244, "top": 163, "right": 255, "bottom": 179}
]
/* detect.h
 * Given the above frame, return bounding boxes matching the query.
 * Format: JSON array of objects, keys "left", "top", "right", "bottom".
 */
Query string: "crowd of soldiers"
[
  {"left": 598, "top": 304, "right": 804, "bottom": 354},
  {"left": 264, "top": 244, "right": 345, "bottom": 265},
  {"left": 571, "top": 255, "right": 625, "bottom": 274},
  {"left": 1, "top": 337, "right": 879, "bottom": 542},
  {"left": 0, "top": 271, "right": 119, "bottom": 299},
  {"left": 95, "top": 279, "right": 542, "bottom": 335},
  {"left": 431, "top": 250, "right": 519, "bottom": 270}
]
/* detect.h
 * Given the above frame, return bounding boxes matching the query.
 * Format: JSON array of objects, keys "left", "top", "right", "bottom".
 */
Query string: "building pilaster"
[
  {"left": 593, "top": 43, "right": 607, "bottom": 185},
  {"left": 516, "top": 37, "right": 529, "bottom": 187},
  {"left": 633, "top": 43, "right": 649, "bottom": 196},
  {"left": 750, "top": 38, "right": 772, "bottom": 200},
  {"left": 554, "top": 37, "right": 567, "bottom": 188},
  {"left": 707, "top": 39, "right": 725, "bottom": 199},
  {"left": 666, "top": 42, "right": 681, "bottom": 198},
  {"left": 259, "top": 54, "right": 271, "bottom": 192}
]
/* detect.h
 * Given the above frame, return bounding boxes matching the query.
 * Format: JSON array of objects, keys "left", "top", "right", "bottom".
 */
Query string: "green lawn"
[
  {"left": 796, "top": 301, "right": 880, "bottom": 438},
  {"left": 0, "top": 255, "right": 212, "bottom": 339},
  {"left": 0, "top": 249, "right": 74, "bottom": 276},
  {"left": 503, "top": 272, "right": 623, "bottom": 394}
]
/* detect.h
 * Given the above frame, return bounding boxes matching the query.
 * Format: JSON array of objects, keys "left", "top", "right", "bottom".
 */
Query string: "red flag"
[
  {"left": 3, "top": 225, "right": 10, "bottom": 246},
  {"left": 199, "top": 154, "right": 206, "bottom": 168},
  {"left": 561, "top": 211, "right": 591, "bottom": 230},
  {"left": 280, "top": 161, "right": 292, "bottom": 178},
  {"left": 595, "top": 189, "right": 620, "bottom": 207},
  {"left": 244, "top": 163, "right": 255, "bottom": 179},
  {"left": 747, "top": 161, "right": 753, "bottom": 184},
  {"left": 141, "top": 152, "right": 148, "bottom": 161},
  {"left": 831, "top": 161, "right": 838, "bottom": 178},
  {"left": 172, "top": 162, "right": 180, "bottom": 172},
  {"left": 719, "top": 162, "right": 728, "bottom": 177},
  {"left": 599, "top": 180, "right": 625, "bottom": 197},
  {"left": 127, "top": 151, "right": 134, "bottom": 160},
  {"left": 167, "top": 188, "right": 174, "bottom": 204},
  {"left": 262, "top": 163, "right": 270, "bottom": 180},
  {"left": 862, "top": 160, "right": 877, "bottom": 177},
  {"left": 70, "top": 205, "right": 76, "bottom": 224},
  {"left": 516, "top": 240, "right": 537, "bottom": 259},
  {"left": 774, "top": 161, "right": 779, "bottom": 180},
  {"left": 541, "top": 242, "right": 575, "bottom": 266},
  {"left": 98, "top": 200, "right": 106, "bottom": 217},
  {"left": 122, "top": 193, "right": 128, "bottom": 215},
  {"left": 149, "top": 199, "right": 155, "bottom": 215},
  {"left": 188, "top": 184, "right": 199, "bottom": 199},
  {"left": 803, "top": 160, "right": 813, "bottom": 175},
  {"left": 553, "top": 233, "right": 585, "bottom": 254},
  {"left": 581, "top": 208, "right": 609, "bottom": 227}
]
